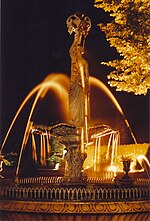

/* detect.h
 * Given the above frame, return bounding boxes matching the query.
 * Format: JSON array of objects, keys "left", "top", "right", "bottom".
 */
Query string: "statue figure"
[
  {"left": 64, "top": 146, "right": 87, "bottom": 182},
  {"left": 66, "top": 14, "right": 91, "bottom": 127}
]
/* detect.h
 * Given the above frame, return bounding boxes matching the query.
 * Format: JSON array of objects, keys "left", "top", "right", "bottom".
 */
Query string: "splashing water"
[
  {"left": 137, "top": 155, "right": 150, "bottom": 176},
  {"left": 137, "top": 155, "right": 150, "bottom": 167}
]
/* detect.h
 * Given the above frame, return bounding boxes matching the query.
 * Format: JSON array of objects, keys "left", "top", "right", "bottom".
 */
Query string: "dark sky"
[{"left": 1, "top": 0, "right": 149, "bottom": 150}]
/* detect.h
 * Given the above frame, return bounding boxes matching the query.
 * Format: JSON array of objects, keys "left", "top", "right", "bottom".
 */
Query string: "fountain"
[{"left": 0, "top": 13, "right": 149, "bottom": 220}]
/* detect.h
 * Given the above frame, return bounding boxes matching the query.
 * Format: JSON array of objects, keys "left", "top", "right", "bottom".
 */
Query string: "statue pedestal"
[
  {"left": 52, "top": 128, "right": 87, "bottom": 186},
  {"left": 64, "top": 146, "right": 87, "bottom": 184}
]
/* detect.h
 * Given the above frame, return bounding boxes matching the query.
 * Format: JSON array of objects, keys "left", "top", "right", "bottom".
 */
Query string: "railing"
[
  {"left": 0, "top": 185, "right": 149, "bottom": 202},
  {"left": 19, "top": 176, "right": 63, "bottom": 185},
  {"left": 18, "top": 176, "right": 115, "bottom": 185},
  {"left": 18, "top": 176, "right": 150, "bottom": 186},
  {"left": 135, "top": 178, "right": 150, "bottom": 186},
  {"left": 19, "top": 176, "right": 114, "bottom": 185},
  {"left": 87, "top": 177, "right": 114, "bottom": 184}
]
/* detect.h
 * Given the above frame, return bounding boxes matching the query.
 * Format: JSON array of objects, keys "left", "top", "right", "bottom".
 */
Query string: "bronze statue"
[
  {"left": 66, "top": 14, "right": 91, "bottom": 128},
  {"left": 59, "top": 14, "right": 91, "bottom": 184}
]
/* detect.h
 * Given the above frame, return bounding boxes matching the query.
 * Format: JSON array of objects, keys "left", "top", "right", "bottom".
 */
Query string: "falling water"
[
  {"left": 1, "top": 73, "right": 138, "bottom": 177},
  {"left": 0, "top": 73, "right": 69, "bottom": 153},
  {"left": 92, "top": 130, "right": 119, "bottom": 174},
  {"left": 90, "top": 76, "right": 137, "bottom": 144},
  {"left": 15, "top": 74, "right": 69, "bottom": 176},
  {"left": 1, "top": 73, "right": 70, "bottom": 177},
  {"left": 31, "top": 133, "right": 37, "bottom": 163}
]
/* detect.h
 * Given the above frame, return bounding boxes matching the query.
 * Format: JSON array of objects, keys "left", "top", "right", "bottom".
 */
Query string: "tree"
[{"left": 95, "top": 0, "right": 150, "bottom": 95}]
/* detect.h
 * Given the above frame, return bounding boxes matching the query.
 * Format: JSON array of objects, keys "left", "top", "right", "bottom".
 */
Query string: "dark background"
[{"left": 1, "top": 0, "right": 149, "bottom": 152}]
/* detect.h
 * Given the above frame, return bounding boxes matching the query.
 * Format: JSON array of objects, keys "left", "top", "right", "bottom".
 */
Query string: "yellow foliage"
[{"left": 95, "top": 0, "right": 150, "bottom": 95}]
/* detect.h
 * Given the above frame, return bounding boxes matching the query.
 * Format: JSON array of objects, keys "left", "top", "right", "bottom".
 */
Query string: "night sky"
[{"left": 1, "top": 0, "right": 149, "bottom": 151}]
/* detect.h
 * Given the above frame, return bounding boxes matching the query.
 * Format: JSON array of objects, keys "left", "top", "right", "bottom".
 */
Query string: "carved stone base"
[
  {"left": 0, "top": 200, "right": 149, "bottom": 214},
  {"left": 1, "top": 211, "right": 150, "bottom": 221}
]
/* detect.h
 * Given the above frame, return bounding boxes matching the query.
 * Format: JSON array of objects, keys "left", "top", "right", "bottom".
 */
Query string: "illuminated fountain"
[{"left": 0, "top": 13, "right": 149, "bottom": 219}]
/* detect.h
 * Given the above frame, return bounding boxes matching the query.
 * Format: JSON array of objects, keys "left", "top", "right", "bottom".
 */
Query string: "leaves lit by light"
[{"left": 95, "top": 0, "right": 150, "bottom": 95}]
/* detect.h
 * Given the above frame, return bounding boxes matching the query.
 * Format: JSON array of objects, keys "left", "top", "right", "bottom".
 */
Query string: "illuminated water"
[{"left": 1, "top": 73, "right": 147, "bottom": 178}]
